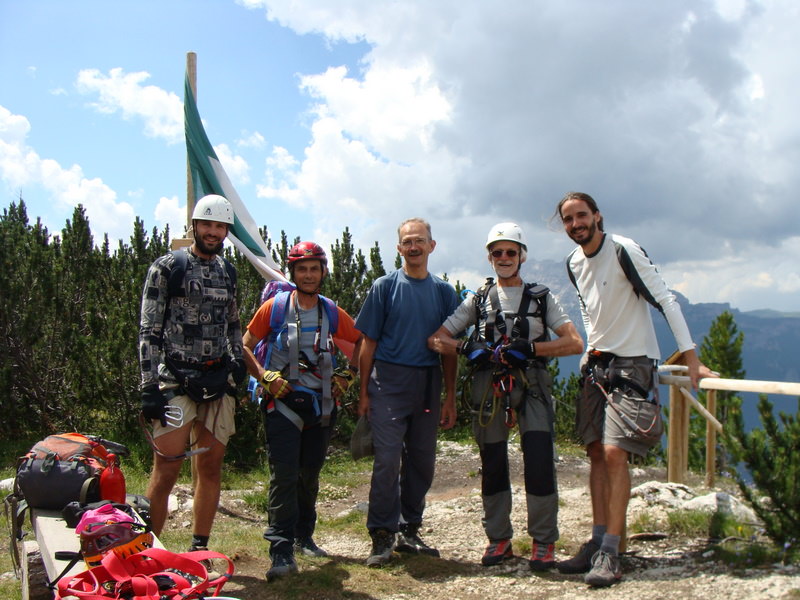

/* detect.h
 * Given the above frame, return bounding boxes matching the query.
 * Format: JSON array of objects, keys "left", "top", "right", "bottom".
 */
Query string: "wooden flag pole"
[{"left": 172, "top": 51, "right": 196, "bottom": 250}]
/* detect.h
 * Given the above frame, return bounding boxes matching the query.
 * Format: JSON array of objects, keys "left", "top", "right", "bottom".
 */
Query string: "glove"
[
  {"left": 141, "top": 384, "right": 168, "bottom": 426},
  {"left": 230, "top": 358, "right": 248, "bottom": 385},
  {"left": 500, "top": 339, "right": 536, "bottom": 367},
  {"left": 458, "top": 339, "right": 492, "bottom": 366},
  {"left": 333, "top": 366, "right": 357, "bottom": 395}
]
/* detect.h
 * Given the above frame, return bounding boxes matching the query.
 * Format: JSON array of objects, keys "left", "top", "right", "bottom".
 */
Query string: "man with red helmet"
[{"left": 243, "top": 241, "right": 362, "bottom": 582}]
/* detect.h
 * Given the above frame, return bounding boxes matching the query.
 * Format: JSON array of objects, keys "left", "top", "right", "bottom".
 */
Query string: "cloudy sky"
[{"left": 1, "top": 0, "right": 798, "bottom": 312}]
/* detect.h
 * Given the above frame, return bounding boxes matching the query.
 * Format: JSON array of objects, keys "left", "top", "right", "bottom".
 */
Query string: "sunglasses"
[{"left": 491, "top": 249, "right": 518, "bottom": 258}]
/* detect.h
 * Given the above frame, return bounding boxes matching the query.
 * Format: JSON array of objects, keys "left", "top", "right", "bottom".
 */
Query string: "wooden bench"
[{"left": 21, "top": 508, "right": 163, "bottom": 600}]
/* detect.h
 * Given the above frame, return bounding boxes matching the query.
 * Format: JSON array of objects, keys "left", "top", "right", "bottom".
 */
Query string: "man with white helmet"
[
  {"left": 139, "top": 194, "right": 246, "bottom": 552},
  {"left": 429, "top": 222, "right": 583, "bottom": 570}
]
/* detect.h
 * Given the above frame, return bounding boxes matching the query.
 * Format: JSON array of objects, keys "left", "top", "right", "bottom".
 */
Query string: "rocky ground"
[{"left": 164, "top": 440, "right": 799, "bottom": 600}]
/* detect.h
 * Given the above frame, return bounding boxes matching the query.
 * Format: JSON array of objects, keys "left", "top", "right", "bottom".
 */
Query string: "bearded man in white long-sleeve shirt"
[{"left": 555, "top": 191, "right": 714, "bottom": 587}]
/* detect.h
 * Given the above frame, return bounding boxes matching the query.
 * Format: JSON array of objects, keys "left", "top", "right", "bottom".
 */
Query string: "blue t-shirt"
[{"left": 356, "top": 269, "right": 459, "bottom": 367}]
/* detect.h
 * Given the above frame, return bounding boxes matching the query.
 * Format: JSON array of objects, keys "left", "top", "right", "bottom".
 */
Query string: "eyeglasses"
[
  {"left": 400, "top": 238, "right": 429, "bottom": 248},
  {"left": 491, "top": 249, "right": 518, "bottom": 258}
]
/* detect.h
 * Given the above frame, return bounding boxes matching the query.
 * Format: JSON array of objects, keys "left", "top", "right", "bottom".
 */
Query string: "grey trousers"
[
  {"left": 472, "top": 365, "right": 559, "bottom": 544},
  {"left": 366, "top": 360, "right": 442, "bottom": 532}
]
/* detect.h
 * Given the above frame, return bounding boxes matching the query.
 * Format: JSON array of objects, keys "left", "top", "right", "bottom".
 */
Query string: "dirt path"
[{"left": 181, "top": 441, "right": 799, "bottom": 599}]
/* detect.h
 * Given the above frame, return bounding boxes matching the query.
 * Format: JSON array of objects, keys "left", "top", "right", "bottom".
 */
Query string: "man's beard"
[
  {"left": 194, "top": 234, "right": 224, "bottom": 256},
  {"left": 568, "top": 221, "right": 597, "bottom": 246}
]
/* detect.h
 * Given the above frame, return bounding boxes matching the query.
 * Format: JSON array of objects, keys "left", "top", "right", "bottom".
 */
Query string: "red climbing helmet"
[{"left": 287, "top": 241, "right": 327, "bottom": 270}]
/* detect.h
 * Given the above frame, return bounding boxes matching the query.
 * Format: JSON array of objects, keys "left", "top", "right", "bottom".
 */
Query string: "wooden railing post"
[
  {"left": 705, "top": 389, "right": 717, "bottom": 488},
  {"left": 667, "top": 383, "right": 688, "bottom": 483}
]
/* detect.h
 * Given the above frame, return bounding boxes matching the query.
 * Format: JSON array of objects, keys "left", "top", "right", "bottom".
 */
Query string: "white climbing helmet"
[
  {"left": 485, "top": 222, "right": 527, "bottom": 251},
  {"left": 191, "top": 194, "right": 234, "bottom": 225}
]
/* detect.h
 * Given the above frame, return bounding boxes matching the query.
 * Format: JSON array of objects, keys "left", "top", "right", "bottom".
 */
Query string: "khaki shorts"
[
  {"left": 576, "top": 355, "right": 663, "bottom": 457},
  {"left": 152, "top": 393, "right": 236, "bottom": 446}
]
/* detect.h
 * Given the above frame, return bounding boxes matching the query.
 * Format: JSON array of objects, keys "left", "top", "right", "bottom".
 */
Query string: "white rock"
[
  {"left": 631, "top": 480, "right": 696, "bottom": 507},
  {"left": 0, "top": 477, "right": 14, "bottom": 492},
  {"left": 167, "top": 494, "right": 180, "bottom": 514},
  {"left": 682, "top": 491, "right": 758, "bottom": 523}
]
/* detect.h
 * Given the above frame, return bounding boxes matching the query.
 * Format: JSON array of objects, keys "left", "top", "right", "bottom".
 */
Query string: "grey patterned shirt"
[{"left": 138, "top": 249, "right": 243, "bottom": 388}]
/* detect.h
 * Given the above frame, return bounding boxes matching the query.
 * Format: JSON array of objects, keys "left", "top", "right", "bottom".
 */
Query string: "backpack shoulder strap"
[
  {"left": 519, "top": 282, "right": 550, "bottom": 342},
  {"left": 318, "top": 295, "right": 339, "bottom": 334},
  {"left": 269, "top": 291, "right": 292, "bottom": 332},
  {"left": 168, "top": 250, "right": 189, "bottom": 298},
  {"left": 612, "top": 239, "right": 663, "bottom": 315},
  {"left": 471, "top": 278, "right": 497, "bottom": 342},
  {"left": 222, "top": 257, "right": 237, "bottom": 296}
]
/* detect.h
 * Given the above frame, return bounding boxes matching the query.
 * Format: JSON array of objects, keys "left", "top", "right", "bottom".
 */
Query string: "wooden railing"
[{"left": 657, "top": 367, "right": 800, "bottom": 487}]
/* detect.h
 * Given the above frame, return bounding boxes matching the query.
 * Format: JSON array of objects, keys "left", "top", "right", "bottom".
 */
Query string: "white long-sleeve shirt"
[{"left": 567, "top": 233, "right": 693, "bottom": 360}]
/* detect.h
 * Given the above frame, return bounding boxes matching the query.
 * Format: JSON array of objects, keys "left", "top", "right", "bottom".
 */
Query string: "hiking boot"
[
  {"left": 366, "top": 529, "right": 396, "bottom": 567},
  {"left": 295, "top": 536, "right": 328, "bottom": 558},
  {"left": 396, "top": 523, "right": 440, "bottom": 557},
  {"left": 266, "top": 552, "right": 298, "bottom": 582},
  {"left": 556, "top": 540, "right": 600, "bottom": 574},
  {"left": 584, "top": 550, "right": 622, "bottom": 587},
  {"left": 481, "top": 539, "right": 513, "bottom": 566},
  {"left": 528, "top": 541, "right": 556, "bottom": 571}
]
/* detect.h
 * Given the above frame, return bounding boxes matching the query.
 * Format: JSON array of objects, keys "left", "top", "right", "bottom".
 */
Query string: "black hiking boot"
[
  {"left": 396, "top": 523, "right": 440, "bottom": 557},
  {"left": 366, "top": 529, "right": 396, "bottom": 567}
]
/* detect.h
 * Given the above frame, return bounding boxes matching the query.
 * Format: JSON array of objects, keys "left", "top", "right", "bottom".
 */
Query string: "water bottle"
[{"left": 100, "top": 453, "right": 126, "bottom": 503}]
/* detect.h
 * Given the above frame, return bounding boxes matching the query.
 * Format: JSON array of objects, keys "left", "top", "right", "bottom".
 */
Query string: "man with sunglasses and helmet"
[
  {"left": 242, "top": 241, "right": 362, "bottom": 582},
  {"left": 428, "top": 222, "right": 582, "bottom": 571},
  {"left": 138, "top": 194, "right": 246, "bottom": 551}
]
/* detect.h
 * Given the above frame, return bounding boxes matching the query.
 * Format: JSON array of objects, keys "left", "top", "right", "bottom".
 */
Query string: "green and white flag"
[{"left": 184, "top": 71, "right": 286, "bottom": 282}]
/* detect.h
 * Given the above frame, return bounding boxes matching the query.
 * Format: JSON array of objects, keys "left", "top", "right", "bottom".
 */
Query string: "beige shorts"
[{"left": 152, "top": 393, "right": 236, "bottom": 446}]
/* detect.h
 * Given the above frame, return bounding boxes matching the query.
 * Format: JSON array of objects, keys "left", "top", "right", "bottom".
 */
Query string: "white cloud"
[
  {"left": 214, "top": 143, "right": 250, "bottom": 185},
  {"left": 75, "top": 68, "right": 183, "bottom": 143},
  {"left": 0, "top": 104, "right": 135, "bottom": 241},
  {"left": 237, "top": 131, "right": 266, "bottom": 149},
  {"left": 154, "top": 195, "right": 187, "bottom": 238},
  {"left": 237, "top": 0, "right": 800, "bottom": 313}
]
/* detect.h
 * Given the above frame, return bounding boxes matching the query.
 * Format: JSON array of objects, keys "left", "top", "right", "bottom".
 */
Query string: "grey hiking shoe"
[
  {"left": 366, "top": 529, "right": 396, "bottom": 567},
  {"left": 556, "top": 540, "right": 600, "bottom": 574},
  {"left": 295, "top": 537, "right": 328, "bottom": 557},
  {"left": 266, "top": 552, "right": 298, "bottom": 582},
  {"left": 396, "top": 523, "right": 440, "bottom": 557},
  {"left": 584, "top": 550, "right": 622, "bottom": 587}
]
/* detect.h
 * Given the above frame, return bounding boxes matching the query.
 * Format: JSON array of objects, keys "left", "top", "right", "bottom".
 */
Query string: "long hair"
[{"left": 555, "top": 191, "right": 604, "bottom": 231}]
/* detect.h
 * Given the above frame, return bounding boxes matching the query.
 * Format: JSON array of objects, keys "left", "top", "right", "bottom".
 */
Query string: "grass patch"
[
  {"left": 667, "top": 509, "right": 714, "bottom": 537},
  {"left": 630, "top": 511, "right": 663, "bottom": 534},
  {"left": 318, "top": 506, "right": 365, "bottom": 535},
  {"left": 0, "top": 505, "right": 22, "bottom": 600},
  {"left": 666, "top": 509, "right": 755, "bottom": 541}
]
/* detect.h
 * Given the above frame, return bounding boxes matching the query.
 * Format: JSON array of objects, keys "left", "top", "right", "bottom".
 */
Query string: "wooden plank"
[
  {"left": 30, "top": 507, "right": 165, "bottom": 588},
  {"left": 699, "top": 378, "right": 800, "bottom": 395},
  {"left": 31, "top": 510, "right": 84, "bottom": 584},
  {"left": 659, "top": 373, "right": 800, "bottom": 396}
]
